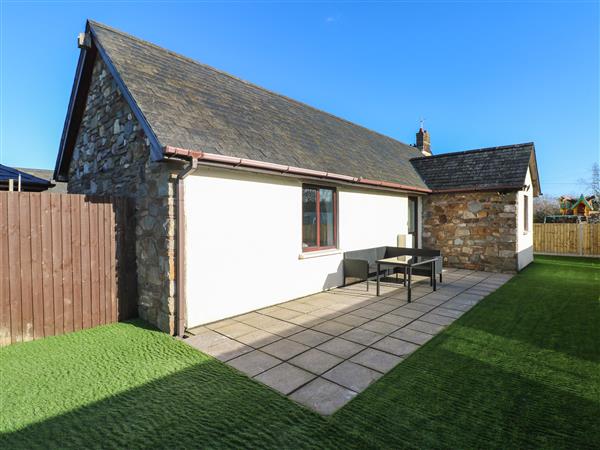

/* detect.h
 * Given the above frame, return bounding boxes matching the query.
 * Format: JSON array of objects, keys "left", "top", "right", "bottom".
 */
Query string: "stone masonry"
[
  {"left": 67, "top": 57, "right": 184, "bottom": 333},
  {"left": 422, "top": 191, "right": 518, "bottom": 273}
]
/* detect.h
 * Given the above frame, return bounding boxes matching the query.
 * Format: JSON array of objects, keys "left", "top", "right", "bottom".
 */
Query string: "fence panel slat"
[
  {"left": 29, "top": 193, "right": 44, "bottom": 340},
  {"left": 0, "top": 193, "right": 11, "bottom": 346},
  {"left": 71, "top": 195, "right": 83, "bottom": 332},
  {"left": 50, "top": 195, "right": 64, "bottom": 335},
  {"left": 40, "top": 194, "right": 55, "bottom": 337},
  {"left": 7, "top": 193, "right": 22, "bottom": 343},
  {"left": 89, "top": 201, "right": 100, "bottom": 327},
  {"left": 97, "top": 202, "right": 106, "bottom": 325},
  {"left": 534, "top": 223, "right": 599, "bottom": 256},
  {"left": 61, "top": 195, "right": 74, "bottom": 334},
  {"left": 1, "top": 192, "right": 137, "bottom": 347},
  {"left": 19, "top": 193, "right": 34, "bottom": 342}
]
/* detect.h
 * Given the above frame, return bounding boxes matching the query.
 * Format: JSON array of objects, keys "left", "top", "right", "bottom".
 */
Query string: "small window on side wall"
[
  {"left": 524, "top": 195, "right": 529, "bottom": 232},
  {"left": 302, "top": 185, "right": 337, "bottom": 251}
]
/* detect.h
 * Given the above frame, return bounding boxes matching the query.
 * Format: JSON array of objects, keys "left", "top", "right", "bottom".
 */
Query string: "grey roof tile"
[
  {"left": 410, "top": 143, "right": 534, "bottom": 192},
  {"left": 89, "top": 21, "right": 428, "bottom": 189}
]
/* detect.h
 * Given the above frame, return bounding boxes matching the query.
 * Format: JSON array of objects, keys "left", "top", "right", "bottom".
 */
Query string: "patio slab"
[
  {"left": 254, "top": 363, "right": 315, "bottom": 395},
  {"left": 289, "top": 378, "right": 357, "bottom": 416},
  {"left": 289, "top": 348, "right": 343, "bottom": 374},
  {"left": 323, "top": 361, "right": 382, "bottom": 392},
  {"left": 183, "top": 268, "right": 512, "bottom": 415}
]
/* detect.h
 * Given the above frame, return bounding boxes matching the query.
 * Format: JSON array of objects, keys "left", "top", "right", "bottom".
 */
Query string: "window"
[
  {"left": 407, "top": 197, "right": 419, "bottom": 248},
  {"left": 302, "top": 185, "right": 337, "bottom": 251},
  {"left": 524, "top": 195, "right": 529, "bottom": 232}
]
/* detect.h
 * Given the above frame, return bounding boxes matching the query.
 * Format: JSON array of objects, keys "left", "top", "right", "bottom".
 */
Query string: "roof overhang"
[
  {"left": 53, "top": 20, "right": 163, "bottom": 182},
  {"left": 528, "top": 144, "right": 542, "bottom": 196}
]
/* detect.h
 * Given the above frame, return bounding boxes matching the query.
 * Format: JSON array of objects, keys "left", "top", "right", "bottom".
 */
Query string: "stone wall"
[
  {"left": 67, "top": 56, "right": 183, "bottom": 333},
  {"left": 422, "top": 191, "right": 518, "bottom": 273}
]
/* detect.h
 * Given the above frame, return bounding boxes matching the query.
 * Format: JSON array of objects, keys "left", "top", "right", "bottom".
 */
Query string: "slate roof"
[
  {"left": 0, "top": 164, "right": 53, "bottom": 191},
  {"left": 15, "top": 168, "right": 67, "bottom": 193},
  {"left": 55, "top": 20, "right": 428, "bottom": 190},
  {"left": 410, "top": 143, "right": 540, "bottom": 195}
]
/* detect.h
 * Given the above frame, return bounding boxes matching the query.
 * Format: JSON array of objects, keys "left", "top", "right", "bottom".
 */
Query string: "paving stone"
[
  {"left": 206, "top": 340, "right": 255, "bottom": 362},
  {"left": 340, "top": 327, "right": 384, "bottom": 346},
  {"left": 311, "top": 320, "right": 354, "bottom": 336},
  {"left": 350, "top": 348, "right": 403, "bottom": 373},
  {"left": 390, "top": 328, "right": 435, "bottom": 345},
  {"left": 366, "top": 302, "right": 399, "bottom": 313},
  {"left": 185, "top": 329, "right": 230, "bottom": 349},
  {"left": 371, "top": 337, "right": 420, "bottom": 357},
  {"left": 443, "top": 301, "right": 472, "bottom": 312},
  {"left": 216, "top": 322, "right": 259, "bottom": 338},
  {"left": 402, "top": 302, "right": 436, "bottom": 313},
  {"left": 289, "top": 348, "right": 343, "bottom": 375},
  {"left": 205, "top": 318, "right": 237, "bottom": 330},
  {"left": 323, "top": 361, "right": 382, "bottom": 392},
  {"left": 261, "top": 321, "right": 306, "bottom": 338},
  {"left": 235, "top": 329, "right": 281, "bottom": 348},
  {"left": 254, "top": 363, "right": 315, "bottom": 395},
  {"left": 317, "top": 337, "right": 366, "bottom": 359},
  {"left": 351, "top": 307, "right": 383, "bottom": 320},
  {"left": 259, "top": 306, "right": 303, "bottom": 321},
  {"left": 333, "top": 314, "right": 370, "bottom": 327},
  {"left": 261, "top": 339, "right": 310, "bottom": 360},
  {"left": 282, "top": 302, "right": 320, "bottom": 313},
  {"left": 377, "top": 313, "right": 413, "bottom": 327},
  {"left": 288, "top": 329, "right": 332, "bottom": 347},
  {"left": 228, "top": 350, "right": 282, "bottom": 377},
  {"left": 406, "top": 320, "right": 446, "bottom": 335},
  {"left": 186, "top": 325, "right": 211, "bottom": 336},
  {"left": 390, "top": 307, "right": 425, "bottom": 319},
  {"left": 431, "top": 307, "right": 464, "bottom": 319},
  {"left": 289, "top": 378, "right": 357, "bottom": 415},
  {"left": 421, "top": 313, "right": 456, "bottom": 326},
  {"left": 286, "top": 314, "right": 326, "bottom": 327},
  {"left": 309, "top": 308, "right": 342, "bottom": 320},
  {"left": 360, "top": 320, "right": 399, "bottom": 335},
  {"left": 235, "top": 312, "right": 264, "bottom": 323},
  {"left": 186, "top": 333, "right": 254, "bottom": 361}
]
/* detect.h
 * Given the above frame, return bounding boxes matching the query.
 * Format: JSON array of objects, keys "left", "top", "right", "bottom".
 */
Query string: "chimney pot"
[{"left": 416, "top": 127, "right": 431, "bottom": 156}]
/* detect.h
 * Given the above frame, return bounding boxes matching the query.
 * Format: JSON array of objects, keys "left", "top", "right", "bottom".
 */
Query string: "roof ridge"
[
  {"left": 87, "top": 20, "right": 420, "bottom": 154},
  {"left": 410, "top": 142, "right": 534, "bottom": 161}
]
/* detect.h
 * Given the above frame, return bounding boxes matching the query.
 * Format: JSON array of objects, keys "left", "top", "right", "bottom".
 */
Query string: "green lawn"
[{"left": 1, "top": 256, "right": 598, "bottom": 449}]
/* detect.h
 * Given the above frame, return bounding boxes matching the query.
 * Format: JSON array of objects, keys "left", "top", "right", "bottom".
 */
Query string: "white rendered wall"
[
  {"left": 184, "top": 166, "right": 411, "bottom": 327},
  {"left": 517, "top": 168, "right": 534, "bottom": 270}
]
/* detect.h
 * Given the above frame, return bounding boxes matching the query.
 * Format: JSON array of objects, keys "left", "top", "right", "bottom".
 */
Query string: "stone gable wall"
[
  {"left": 422, "top": 191, "right": 518, "bottom": 273},
  {"left": 67, "top": 56, "right": 182, "bottom": 332}
]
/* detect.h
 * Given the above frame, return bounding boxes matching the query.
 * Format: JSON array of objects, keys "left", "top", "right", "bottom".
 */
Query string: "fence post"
[{"left": 578, "top": 223, "right": 583, "bottom": 256}]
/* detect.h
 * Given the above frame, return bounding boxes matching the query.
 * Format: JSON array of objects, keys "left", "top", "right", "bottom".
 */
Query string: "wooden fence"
[
  {"left": 0, "top": 192, "right": 137, "bottom": 346},
  {"left": 533, "top": 223, "right": 600, "bottom": 256}
]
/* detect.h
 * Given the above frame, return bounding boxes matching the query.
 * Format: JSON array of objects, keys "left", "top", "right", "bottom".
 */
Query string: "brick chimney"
[{"left": 416, "top": 127, "right": 431, "bottom": 156}]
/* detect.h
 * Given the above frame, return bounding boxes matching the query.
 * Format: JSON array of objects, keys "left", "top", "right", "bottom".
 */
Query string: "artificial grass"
[{"left": 1, "top": 256, "right": 598, "bottom": 449}]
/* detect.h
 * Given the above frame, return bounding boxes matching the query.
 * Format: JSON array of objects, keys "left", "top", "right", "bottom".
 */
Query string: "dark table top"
[{"left": 377, "top": 255, "right": 438, "bottom": 267}]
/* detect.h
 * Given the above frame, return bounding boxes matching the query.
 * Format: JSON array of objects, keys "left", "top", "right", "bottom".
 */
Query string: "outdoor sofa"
[{"left": 343, "top": 246, "right": 443, "bottom": 290}]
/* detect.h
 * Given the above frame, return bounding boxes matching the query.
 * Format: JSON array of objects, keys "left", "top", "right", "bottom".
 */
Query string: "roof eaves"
[{"left": 164, "top": 145, "right": 432, "bottom": 194}]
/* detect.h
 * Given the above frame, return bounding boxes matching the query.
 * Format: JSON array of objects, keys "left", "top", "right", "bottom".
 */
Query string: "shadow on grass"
[
  {"left": 336, "top": 339, "right": 600, "bottom": 449},
  {"left": 455, "top": 258, "right": 600, "bottom": 363},
  {"left": 0, "top": 354, "right": 358, "bottom": 449}
]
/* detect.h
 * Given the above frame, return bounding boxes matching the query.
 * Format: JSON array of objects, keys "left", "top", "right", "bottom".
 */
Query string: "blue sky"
[{"left": 0, "top": 1, "right": 598, "bottom": 196}]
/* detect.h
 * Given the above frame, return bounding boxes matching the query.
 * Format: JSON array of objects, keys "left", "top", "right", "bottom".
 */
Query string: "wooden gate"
[
  {"left": 533, "top": 223, "right": 600, "bottom": 256},
  {"left": 0, "top": 192, "right": 137, "bottom": 346}
]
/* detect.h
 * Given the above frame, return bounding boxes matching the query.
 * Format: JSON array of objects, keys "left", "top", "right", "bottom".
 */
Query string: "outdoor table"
[{"left": 376, "top": 255, "right": 438, "bottom": 302}]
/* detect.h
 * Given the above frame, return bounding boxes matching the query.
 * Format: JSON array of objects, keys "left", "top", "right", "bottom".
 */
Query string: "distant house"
[
  {"left": 15, "top": 168, "right": 67, "bottom": 193},
  {"left": 0, "top": 164, "right": 53, "bottom": 192},
  {"left": 53, "top": 20, "right": 541, "bottom": 334},
  {"left": 559, "top": 195, "right": 595, "bottom": 217}
]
